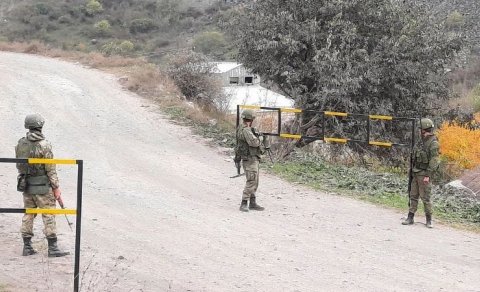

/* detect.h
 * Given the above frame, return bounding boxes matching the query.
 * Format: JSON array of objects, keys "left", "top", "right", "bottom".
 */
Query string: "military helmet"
[
  {"left": 420, "top": 118, "right": 434, "bottom": 130},
  {"left": 241, "top": 109, "right": 256, "bottom": 120},
  {"left": 24, "top": 114, "right": 45, "bottom": 129}
]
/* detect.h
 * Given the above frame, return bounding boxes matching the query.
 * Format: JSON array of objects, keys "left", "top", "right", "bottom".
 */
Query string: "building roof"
[
  {"left": 212, "top": 62, "right": 242, "bottom": 73},
  {"left": 222, "top": 85, "right": 294, "bottom": 112}
]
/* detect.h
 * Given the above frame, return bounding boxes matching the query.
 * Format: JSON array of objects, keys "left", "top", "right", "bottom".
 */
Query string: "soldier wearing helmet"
[
  {"left": 15, "top": 114, "right": 69, "bottom": 257},
  {"left": 402, "top": 118, "right": 439, "bottom": 228},
  {"left": 234, "top": 109, "right": 269, "bottom": 212}
]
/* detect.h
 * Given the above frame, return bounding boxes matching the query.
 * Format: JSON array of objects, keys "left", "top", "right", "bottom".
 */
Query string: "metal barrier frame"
[
  {"left": 236, "top": 105, "right": 416, "bottom": 149},
  {"left": 0, "top": 158, "right": 83, "bottom": 292}
]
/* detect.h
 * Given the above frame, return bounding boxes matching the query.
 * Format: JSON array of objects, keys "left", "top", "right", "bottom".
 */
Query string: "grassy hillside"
[{"left": 0, "top": 0, "right": 231, "bottom": 62}]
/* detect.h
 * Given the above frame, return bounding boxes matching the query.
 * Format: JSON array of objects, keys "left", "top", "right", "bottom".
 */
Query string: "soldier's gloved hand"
[
  {"left": 53, "top": 188, "right": 64, "bottom": 207},
  {"left": 53, "top": 188, "right": 62, "bottom": 200}
]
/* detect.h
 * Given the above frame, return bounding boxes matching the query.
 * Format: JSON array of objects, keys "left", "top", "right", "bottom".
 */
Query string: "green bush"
[
  {"left": 85, "top": 0, "right": 103, "bottom": 16},
  {"left": 101, "top": 40, "right": 135, "bottom": 56},
  {"left": 118, "top": 40, "right": 134, "bottom": 54},
  {"left": 35, "top": 3, "right": 52, "bottom": 15},
  {"left": 446, "top": 11, "right": 465, "bottom": 29},
  {"left": 129, "top": 18, "right": 157, "bottom": 34},
  {"left": 94, "top": 20, "right": 111, "bottom": 37}
]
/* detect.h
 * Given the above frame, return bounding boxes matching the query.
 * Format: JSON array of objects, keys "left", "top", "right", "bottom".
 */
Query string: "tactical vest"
[
  {"left": 414, "top": 136, "right": 439, "bottom": 172},
  {"left": 236, "top": 126, "right": 262, "bottom": 160},
  {"left": 16, "top": 138, "right": 50, "bottom": 194}
]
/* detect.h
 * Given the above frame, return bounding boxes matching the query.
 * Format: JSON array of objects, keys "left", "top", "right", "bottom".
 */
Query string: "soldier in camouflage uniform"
[
  {"left": 234, "top": 109, "right": 270, "bottom": 212},
  {"left": 402, "top": 118, "right": 439, "bottom": 228},
  {"left": 15, "top": 114, "right": 70, "bottom": 257}
]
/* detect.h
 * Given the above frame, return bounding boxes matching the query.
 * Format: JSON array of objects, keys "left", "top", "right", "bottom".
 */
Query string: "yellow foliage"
[{"left": 437, "top": 120, "right": 480, "bottom": 169}]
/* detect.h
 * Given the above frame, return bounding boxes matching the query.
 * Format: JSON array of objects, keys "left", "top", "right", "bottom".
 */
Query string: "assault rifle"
[
  {"left": 56, "top": 195, "right": 73, "bottom": 232},
  {"left": 407, "top": 149, "right": 414, "bottom": 208},
  {"left": 407, "top": 116, "right": 418, "bottom": 207}
]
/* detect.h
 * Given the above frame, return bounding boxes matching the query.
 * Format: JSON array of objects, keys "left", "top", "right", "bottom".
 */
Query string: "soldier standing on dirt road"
[
  {"left": 234, "top": 109, "right": 270, "bottom": 212},
  {"left": 402, "top": 118, "right": 440, "bottom": 228},
  {"left": 15, "top": 114, "right": 70, "bottom": 257}
]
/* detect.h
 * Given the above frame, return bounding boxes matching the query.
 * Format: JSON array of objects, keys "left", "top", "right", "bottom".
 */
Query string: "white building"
[
  {"left": 212, "top": 62, "right": 261, "bottom": 86},
  {"left": 211, "top": 62, "right": 294, "bottom": 112}
]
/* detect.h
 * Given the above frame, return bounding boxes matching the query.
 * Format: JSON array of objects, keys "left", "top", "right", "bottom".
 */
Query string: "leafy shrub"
[
  {"left": 166, "top": 51, "right": 227, "bottom": 109},
  {"left": 101, "top": 40, "right": 135, "bottom": 56},
  {"left": 94, "top": 20, "right": 111, "bottom": 37},
  {"left": 446, "top": 11, "right": 465, "bottom": 29},
  {"left": 129, "top": 18, "right": 157, "bottom": 34},
  {"left": 437, "top": 121, "right": 480, "bottom": 169},
  {"left": 34, "top": 3, "right": 52, "bottom": 15},
  {"left": 85, "top": 0, "right": 103, "bottom": 16}
]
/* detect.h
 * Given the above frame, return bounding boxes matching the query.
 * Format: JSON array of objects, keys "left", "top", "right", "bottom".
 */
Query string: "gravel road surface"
[{"left": 0, "top": 52, "right": 479, "bottom": 292}]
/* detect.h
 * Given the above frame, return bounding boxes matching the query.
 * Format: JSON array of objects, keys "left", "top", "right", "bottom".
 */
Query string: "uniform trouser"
[
  {"left": 242, "top": 157, "right": 259, "bottom": 200},
  {"left": 409, "top": 174, "right": 433, "bottom": 216},
  {"left": 21, "top": 191, "right": 57, "bottom": 239}
]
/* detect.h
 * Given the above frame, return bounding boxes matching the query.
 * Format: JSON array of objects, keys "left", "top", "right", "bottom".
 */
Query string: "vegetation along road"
[{"left": 0, "top": 52, "right": 479, "bottom": 291}]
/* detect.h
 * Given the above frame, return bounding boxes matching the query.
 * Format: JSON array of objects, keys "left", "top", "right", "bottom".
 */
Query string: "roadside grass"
[
  {"left": 267, "top": 156, "right": 480, "bottom": 232},
  {"left": 0, "top": 284, "right": 9, "bottom": 292},
  {"left": 160, "top": 98, "right": 236, "bottom": 148}
]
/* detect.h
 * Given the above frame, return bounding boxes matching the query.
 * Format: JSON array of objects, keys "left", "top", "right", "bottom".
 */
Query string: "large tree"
[{"left": 224, "top": 0, "right": 463, "bottom": 130}]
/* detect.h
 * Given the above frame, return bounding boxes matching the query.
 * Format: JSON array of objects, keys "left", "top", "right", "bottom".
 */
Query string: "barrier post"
[{"left": 74, "top": 160, "right": 83, "bottom": 292}]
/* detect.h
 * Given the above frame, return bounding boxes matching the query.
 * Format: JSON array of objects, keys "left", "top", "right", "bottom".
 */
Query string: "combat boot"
[
  {"left": 249, "top": 196, "right": 264, "bottom": 211},
  {"left": 402, "top": 212, "right": 414, "bottom": 225},
  {"left": 426, "top": 214, "right": 433, "bottom": 228},
  {"left": 47, "top": 237, "right": 70, "bottom": 257},
  {"left": 239, "top": 200, "right": 249, "bottom": 212},
  {"left": 22, "top": 237, "right": 37, "bottom": 256}
]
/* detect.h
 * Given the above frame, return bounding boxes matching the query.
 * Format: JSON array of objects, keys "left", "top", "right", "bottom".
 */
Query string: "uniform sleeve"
[
  {"left": 427, "top": 141, "right": 440, "bottom": 176},
  {"left": 242, "top": 128, "right": 261, "bottom": 147},
  {"left": 15, "top": 139, "right": 27, "bottom": 174},
  {"left": 43, "top": 142, "right": 60, "bottom": 189}
]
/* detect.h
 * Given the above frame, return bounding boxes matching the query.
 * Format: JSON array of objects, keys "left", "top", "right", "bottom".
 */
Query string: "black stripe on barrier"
[
  {"left": 0, "top": 158, "right": 28, "bottom": 163},
  {"left": 0, "top": 208, "right": 26, "bottom": 213}
]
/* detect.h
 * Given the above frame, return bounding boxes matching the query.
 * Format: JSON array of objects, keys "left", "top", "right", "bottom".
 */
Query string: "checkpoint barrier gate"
[
  {"left": 236, "top": 104, "right": 419, "bottom": 205},
  {"left": 236, "top": 105, "right": 417, "bottom": 150},
  {"left": 0, "top": 158, "right": 83, "bottom": 292}
]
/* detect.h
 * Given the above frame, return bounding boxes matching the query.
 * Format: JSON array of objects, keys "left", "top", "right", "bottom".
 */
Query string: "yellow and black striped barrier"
[
  {"left": 236, "top": 105, "right": 416, "bottom": 148},
  {"left": 0, "top": 157, "right": 83, "bottom": 292},
  {"left": 0, "top": 208, "right": 76, "bottom": 215}
]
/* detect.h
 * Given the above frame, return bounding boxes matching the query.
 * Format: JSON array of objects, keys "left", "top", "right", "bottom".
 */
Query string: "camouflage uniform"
[
  {"left": 236, "top": 124, "right": 263, "bottom": 200},
  {"left": 16, "top": 130, "right": 60, "bottom": 239},
  {"left": 409, "top": 134, "right": 439, "bottom": 216}
]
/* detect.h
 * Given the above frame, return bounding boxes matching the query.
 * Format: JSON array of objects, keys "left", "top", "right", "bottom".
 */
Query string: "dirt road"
[{"left": 0, "top": 52, "right": 479, "bottom": 292}]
